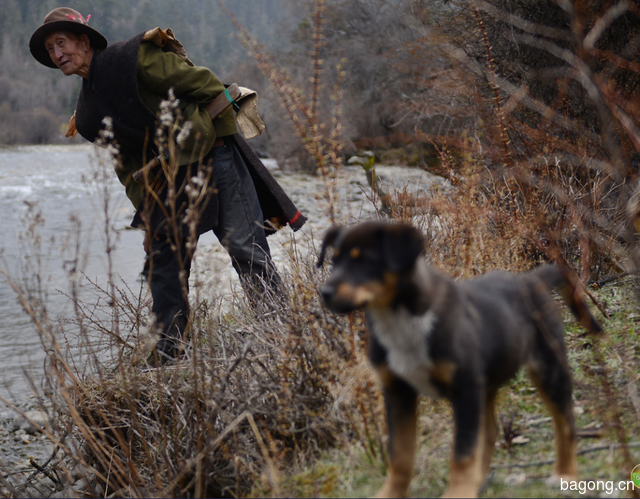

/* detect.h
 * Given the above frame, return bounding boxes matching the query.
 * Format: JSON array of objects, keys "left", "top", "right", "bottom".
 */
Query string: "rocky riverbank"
[
  {"left": 0, "top": 406, "right": 57, "bottom": 497},
  {"left": 190, "top": 160, "right": 449, "bottom": 302}
]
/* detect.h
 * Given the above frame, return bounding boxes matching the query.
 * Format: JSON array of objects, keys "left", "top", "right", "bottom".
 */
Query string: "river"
[{"left": 0, "top": 145, "right": 156, "bottom": 402}]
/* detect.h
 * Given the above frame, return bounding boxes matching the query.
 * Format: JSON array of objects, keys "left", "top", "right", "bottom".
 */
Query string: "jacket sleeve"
[
  {"left": 137, "top": 44, "right": 224, "bottom": 103},
  {"left": 136, "top": 42, "right": 237, "bottom": 138}
]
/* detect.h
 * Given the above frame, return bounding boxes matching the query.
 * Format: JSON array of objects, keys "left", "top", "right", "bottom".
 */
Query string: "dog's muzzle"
[{"left": 319, "top": 283, "right": 362, "bottom": 313}]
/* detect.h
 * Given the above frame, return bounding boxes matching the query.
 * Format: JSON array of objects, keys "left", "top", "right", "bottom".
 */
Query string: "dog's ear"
[
  {"left": 317, "top": 226, "right": 343, "bottom": 267},
  {"left": 381, "top": 224, "right": 425, "bottom": 272}
]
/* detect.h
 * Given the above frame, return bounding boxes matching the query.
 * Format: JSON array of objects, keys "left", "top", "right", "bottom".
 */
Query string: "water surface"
[{"left": 0, "top": 144, "right": 146, "bottom": 401}]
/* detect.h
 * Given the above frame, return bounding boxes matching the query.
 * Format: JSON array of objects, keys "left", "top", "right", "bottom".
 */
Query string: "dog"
[{"left": 317, "top": 221, "right": 602, "bottom": 498}]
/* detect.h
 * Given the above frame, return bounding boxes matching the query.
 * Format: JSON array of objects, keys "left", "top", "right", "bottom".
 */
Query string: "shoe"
[{"left": 146, "top": 338, "right": 180, "bottom": 367}]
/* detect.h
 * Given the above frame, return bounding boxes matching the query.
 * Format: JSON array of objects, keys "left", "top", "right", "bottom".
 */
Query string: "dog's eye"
[{"left": 350, "top": 247, "right": 361, "bottom": 259}]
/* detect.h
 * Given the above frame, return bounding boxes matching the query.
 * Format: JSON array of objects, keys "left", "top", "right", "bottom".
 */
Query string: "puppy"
[{"left": 317, "top": 221, "right": 602, "bottom": 498}]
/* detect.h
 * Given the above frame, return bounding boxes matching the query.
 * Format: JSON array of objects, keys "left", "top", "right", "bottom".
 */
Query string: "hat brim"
[{"left": 30, "top": 21, "right": 108, "bottom": 69}]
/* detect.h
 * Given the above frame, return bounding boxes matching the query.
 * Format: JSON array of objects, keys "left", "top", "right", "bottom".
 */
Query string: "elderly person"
[{"left": 30, "top": 7, "right": 306, "bottom": 364}]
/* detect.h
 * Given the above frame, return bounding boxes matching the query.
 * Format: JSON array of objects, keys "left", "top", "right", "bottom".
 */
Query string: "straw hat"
[{"left": 29, "top": 7, "right": 108, "bottom": 68}]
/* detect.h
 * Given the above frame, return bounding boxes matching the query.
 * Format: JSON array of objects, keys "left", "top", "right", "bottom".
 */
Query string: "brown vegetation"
[{"left": 1, "top": 1, "right": 639, "bottom": 497}]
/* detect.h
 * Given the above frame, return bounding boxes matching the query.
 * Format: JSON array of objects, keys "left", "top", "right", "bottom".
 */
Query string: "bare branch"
[{"left": 583, "top": 1, "right": 630, "bottom": 51}]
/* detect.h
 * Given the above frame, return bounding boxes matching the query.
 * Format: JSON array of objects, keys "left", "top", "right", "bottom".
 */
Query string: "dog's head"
[{"left": 317, "top": 221, "right": 425, "bottom": 313}]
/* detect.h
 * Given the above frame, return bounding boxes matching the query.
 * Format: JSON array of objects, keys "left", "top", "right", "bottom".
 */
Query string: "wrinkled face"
[
  {"left": 44, "top": 31, "right": 93, "bottom": 76},
  {"left": 318, "top": 222, "right": 425, "bottom": 314}
]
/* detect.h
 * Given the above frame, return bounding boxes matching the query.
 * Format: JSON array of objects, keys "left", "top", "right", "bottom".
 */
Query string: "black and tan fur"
[{"left": 317, "top": 221, "right": 602, "bottom": 498}]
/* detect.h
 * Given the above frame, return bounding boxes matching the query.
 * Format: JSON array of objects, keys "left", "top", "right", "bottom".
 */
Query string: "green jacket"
[
  {"left": 75, "top": 31, "right": 306, "bottom": 236},
  {"left": 115, "top": 41, "right": 238, "bottom": 209}
]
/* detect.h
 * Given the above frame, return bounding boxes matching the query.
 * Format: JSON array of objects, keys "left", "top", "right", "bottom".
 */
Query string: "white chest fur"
[{"left": 368, "top": 307, "right": 439, "bottom": 397}]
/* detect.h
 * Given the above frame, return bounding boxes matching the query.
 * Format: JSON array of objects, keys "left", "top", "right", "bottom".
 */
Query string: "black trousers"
[{"left": 147, "top": 141, "right": 280, "bottom": 355}]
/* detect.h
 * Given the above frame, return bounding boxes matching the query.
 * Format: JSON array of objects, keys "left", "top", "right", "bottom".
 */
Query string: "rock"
[
  {"left": 504, "top": 472, "right": 527, "bottom": 486},
  {"left": 73, "top": 478, "right": 90, "bottom": 491},
  {"left": 600, "top": 488, "right": 621, "bottom": 498},
  {"left": 511, "top": 435, "right": 530, "bottom": 445},
  {"left": 0, "top": 411, "right": 16, "bottom": 428},
  {"left": 72, "top": 477, "right": 104, "bottom": 497},
  {"left": 13, "top": 429, "right": 27, "bottom": 442},
  {"left": 17, "top": 410, "right": 50, "bottom": 435},
  {"left": 545, "top": 474, "right": 564, "bottom": 488},
  {"left": 50, "top": 488, "right": 77, "bottom": 498},
  {"left": 21, "top": 484, "right": 54, "bottom": 497}
]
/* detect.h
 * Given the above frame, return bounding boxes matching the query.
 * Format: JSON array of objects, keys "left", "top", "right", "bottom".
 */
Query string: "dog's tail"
[{"left": 535, "top": 265, "right": 603, "bottom": 336}]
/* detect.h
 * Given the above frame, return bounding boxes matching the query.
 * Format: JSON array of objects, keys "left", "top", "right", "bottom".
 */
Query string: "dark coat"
[
  {"left": 75, "top": 31, "right": 306, "bottom": 236},
  {"left": 75, "top": 32, "right": 157, "bottom": 159},
  {"left": 130, "top": 137, "right": 307, "bottom": 237},
  {"left": 230, "top": 134, "right": 306, "bottom": 234}
]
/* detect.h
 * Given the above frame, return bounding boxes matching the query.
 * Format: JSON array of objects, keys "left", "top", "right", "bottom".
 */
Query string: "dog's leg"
[
  {"left": 528, "top": 366, "right": 578, "bottom": 482},
  {"left": 374, "top": 365, "right": 419, "bottom": 499},
  {"left": 481, "top": 388, "right": 499, "bottom": 477},
  {"left": 442, "top": 372, "right": 485, "bottom": 498}
]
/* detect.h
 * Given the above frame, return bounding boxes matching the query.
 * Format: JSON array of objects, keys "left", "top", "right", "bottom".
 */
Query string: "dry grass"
[{"left": 0, "top": 208, "right": 384, "bottom": 497}]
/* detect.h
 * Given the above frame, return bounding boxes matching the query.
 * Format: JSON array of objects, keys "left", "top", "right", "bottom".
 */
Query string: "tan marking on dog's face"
[
  {"left": 332, "top": 271, "right": 399, "bottom": 309},
  {"left": 431, "top": 361, "right": 457, "bottom": 387},
  {"left": 350, "top": 246, "right": 361, "bottom": 259},
  {"left": 333, "top": 283, "right": 374, "bottom": 308}
]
